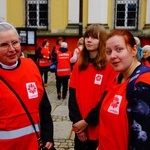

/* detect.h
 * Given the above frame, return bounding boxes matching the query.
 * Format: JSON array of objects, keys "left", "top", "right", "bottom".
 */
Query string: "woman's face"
[
  {"left": 0, "top": 30, "right": 21, "bottom": 66},
  {"left": 46, "top": 41, "right": 50, "bottom": 47},
  {"left": 84, "top": 35, "right": 99, "bottom": 58},
  {"left": 142, "top": 50, "right": 150, "bottom": 59},
  {"left": 106, "top": 35, "right": 136, "bottom": 73},
  {"left": 58, "top": 40, "right": 63, "bottom": 45},
  {"left": 85, "top": 36, "right": 99, "bottom": 51}
]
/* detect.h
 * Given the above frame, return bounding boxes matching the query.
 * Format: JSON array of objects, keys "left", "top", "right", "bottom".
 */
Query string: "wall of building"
[
  {"left": 0, "top": 0, "right": 6, "bottom": 21},
  {"left": 22, "top": 36, "right": 79, "bottom": 58},
  {"left": 140, "top": 0, "right": 146, "bottom": 30},
  {"left": 7, "top": 0, "right": 24, "bottom": 27},
  {"left": 50, "top": 0, "right": 68, "bottom": 31},
  {"left": 1, "top": 0, "right": 149, "bottom": 56}
]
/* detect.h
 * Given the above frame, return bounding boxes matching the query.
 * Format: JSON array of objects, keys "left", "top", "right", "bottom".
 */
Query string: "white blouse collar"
[{"left": 0, "top": 61, "right": 18, "bottom": 69}]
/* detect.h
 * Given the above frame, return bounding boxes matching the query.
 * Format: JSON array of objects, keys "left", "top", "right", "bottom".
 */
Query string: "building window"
[
  {"left": 25, "top": 0, "right": 48, "bottom": 29},
  {"left": 115, "top": 0, "right": 139, "bottom": 29}
]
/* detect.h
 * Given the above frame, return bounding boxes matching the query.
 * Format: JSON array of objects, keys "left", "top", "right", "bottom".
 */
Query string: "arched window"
[{"left": 114, "top": 0, "right": 139, "bottom": 29}]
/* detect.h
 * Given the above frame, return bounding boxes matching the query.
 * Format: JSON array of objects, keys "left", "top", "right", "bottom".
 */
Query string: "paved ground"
[{"left": 45, "top": 73, "right": 74, "bottom": 150}]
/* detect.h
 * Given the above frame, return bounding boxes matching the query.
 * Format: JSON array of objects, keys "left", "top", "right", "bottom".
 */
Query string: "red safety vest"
[
  {"left": 38, "top": 58, "right": 51, "bottom": 67},
  {"left": 41, "top": 47, "right": 50, "bottom": 58},
  {"left": 55, "top": 45, "right": 60, "bottom": 53},
  {"left": 69, "top": 63, "right": 118, "bottom": 140},
  {"left": 56, "top": 51, "right": 71, "bottom": 76},
  {"left": 38, "top": 47, "right": 51, "bottom": 67},
  {"left": 98, "top": 80, "right": 129, "bottom": 150},
  {"left": 0, "top": 58, "right": 44, "bottom": 150},
  {"left": 143, "top": 60, "right": 150, "bottom": 67}
]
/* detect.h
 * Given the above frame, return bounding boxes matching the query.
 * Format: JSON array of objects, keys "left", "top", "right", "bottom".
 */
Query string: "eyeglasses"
[{"left": 0, "top": 40, "right": 20, "bottom": 50}]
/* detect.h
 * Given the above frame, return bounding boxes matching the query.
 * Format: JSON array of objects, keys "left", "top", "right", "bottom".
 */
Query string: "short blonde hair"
[
  {"left": 77, "top": 37, "right": 84, "bottom": 46},
  {"left": 134, "top": 37, "right": 141, "bottom": 45},
  {"left": 0, "top": 22, "right": 18, "bottom": 36},
  {"left": 142, "top": 45, "right": 150, "bottom": 52}
]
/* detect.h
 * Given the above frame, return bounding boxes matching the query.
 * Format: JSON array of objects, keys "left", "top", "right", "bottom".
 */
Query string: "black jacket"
[{"left": 68, "top": 87, "right": 107, "bottom": 126}]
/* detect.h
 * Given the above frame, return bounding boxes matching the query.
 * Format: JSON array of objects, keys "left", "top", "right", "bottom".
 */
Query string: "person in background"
[
  {"left": 20, "top": 51, "right": 25, "bottom": 58},
  {"left": 70, "top": 37, "right": 84, "bottom": 64},
  {"left": 51, "top": 36, "right": 64, "bottom": 92},
  {"left": 36, "top": 39, "right": 51, "bottom": 87},
  {"left": 54, "top": 42, "right": 72, "bottom": 100},
  {"left": 141, "top": 45, "right": 150, "bottom": 67},
  {"left": 134, "top": 36, "right": 142, "bottom": 61},
  {"left": 98, "top": 29, "right": 150, "bottom": 150},
  {"left": 68, "top": 24, "right": 117, "bottom": 150},
  {"left": 51, "top": 36, "right": 64, "bottom": 63},
  {"left": 0, "top": 22, "right": 54, "bottom": 149}
]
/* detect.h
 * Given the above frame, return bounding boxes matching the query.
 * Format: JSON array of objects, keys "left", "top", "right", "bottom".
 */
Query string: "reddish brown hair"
[
  {"left": 42, "top": 39, "right": 49, "bottom": 47},
  {"left": 107, "top": 29, "right": 136, "bottom": 49},
  {"left": 56, "top": 37, "right": 64, "bottom": 44}
]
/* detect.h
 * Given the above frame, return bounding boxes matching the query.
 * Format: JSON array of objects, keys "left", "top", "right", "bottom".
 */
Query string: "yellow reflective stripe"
[
  {"left": 0, "top": 124, "right": 40, "bottom": 140},
  {"left": 57, "top": 68, "right": 71, "bottom": 72}
]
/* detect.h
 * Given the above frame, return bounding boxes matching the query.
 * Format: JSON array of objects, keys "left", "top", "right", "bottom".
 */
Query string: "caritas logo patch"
[
  {"left": 107, "top": 95, "right": 122, "bottom": 115},
  {"left": 94, "top": 74, "right": 103, "bottom": 85},
  {"left": 26, "top": 82, "right": 38, "bottom": 99}
]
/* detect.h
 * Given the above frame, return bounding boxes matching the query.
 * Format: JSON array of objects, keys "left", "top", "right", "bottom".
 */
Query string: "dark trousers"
[
  {"left": 56, "top": 75, "right": 69, "bottom": 96},
  {"left": 74, "top": 134, "right": 98, "bottom": 150},
  {"left": 39, "top": 66, "right": 49, "bottom": 84}
]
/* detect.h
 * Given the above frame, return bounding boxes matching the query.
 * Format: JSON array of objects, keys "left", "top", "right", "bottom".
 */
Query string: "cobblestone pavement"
[{"left": 45, "top": 73, "right": 74, "bottom": 150}]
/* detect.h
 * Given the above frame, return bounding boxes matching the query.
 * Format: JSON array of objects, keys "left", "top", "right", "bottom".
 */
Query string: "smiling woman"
[
  {"left": 0, "top": 23, "right": 21, "bottom": 66},
  {"left": 98, "top": 29, "right": 150, "bottom": 150},
  {"left": 68, "top": 24, "right": 117, "bottom": 150},
  {"left": 0, "top": 22, "right": 55, "bottom": 150}
]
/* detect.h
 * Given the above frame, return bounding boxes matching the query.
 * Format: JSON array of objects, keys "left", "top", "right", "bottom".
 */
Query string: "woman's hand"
[
  {"left": 73, "top": 120, "right": 88, "bottom": 134},
  {"left": 44, "top": 142, "right": 54, "bottom": 149},
  {"left": 77, "top": 131, "right": 88, "bottom": 142}
]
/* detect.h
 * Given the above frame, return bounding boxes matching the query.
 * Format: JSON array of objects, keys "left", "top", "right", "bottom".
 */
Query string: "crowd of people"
[
  {"left": 36, "top": 36, "right": 85, "bottom": 100},
  {"left": 0, "top": 21, "right": 150, "bottom": 150}
]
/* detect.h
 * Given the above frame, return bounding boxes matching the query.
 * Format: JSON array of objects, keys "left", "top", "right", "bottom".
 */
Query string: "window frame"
[
  {"left": 25, "top": 0, "right": 48, "bottom": 30},
  {"left": 114, "top": 0, "right": 139, "bottom": 30}
]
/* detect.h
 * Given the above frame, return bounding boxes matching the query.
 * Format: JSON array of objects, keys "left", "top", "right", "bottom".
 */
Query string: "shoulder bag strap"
[
  {"left": 126, "top": 64, "right": 150, "bottom": 101},
  {"left": 0, "top": 75, "right": 42, "bottom": 144}
]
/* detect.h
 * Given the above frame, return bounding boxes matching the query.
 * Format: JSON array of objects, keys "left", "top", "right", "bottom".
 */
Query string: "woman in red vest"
[
  {"left": 68, "top": 24, "right": 117, "bottom": 150},
  {"left": 51, "top": 36, "right": 64, "bottom": 63},
  {"left": 0, "top": 22, "right": 54, "bottom": 150},
  {"left": 98, "top": 30, "right": 150, "bottom": 150},
  {"left": 36, "top": 39, "right": 51, "bottom": 87}
]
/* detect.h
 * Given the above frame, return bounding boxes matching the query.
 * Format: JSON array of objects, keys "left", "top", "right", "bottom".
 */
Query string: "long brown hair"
[{"left": 78, "top": 24, "right": 107, "bottom": 71}]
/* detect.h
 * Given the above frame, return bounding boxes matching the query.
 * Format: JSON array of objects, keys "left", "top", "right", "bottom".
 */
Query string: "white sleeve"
[{"left": 70, "top": 48, "right": 78, "bottom": 63}]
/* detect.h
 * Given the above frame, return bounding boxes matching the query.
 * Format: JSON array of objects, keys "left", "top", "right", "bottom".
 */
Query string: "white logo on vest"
[{"left": 26, "top": 82, "right": 38, "bottom": 99}]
